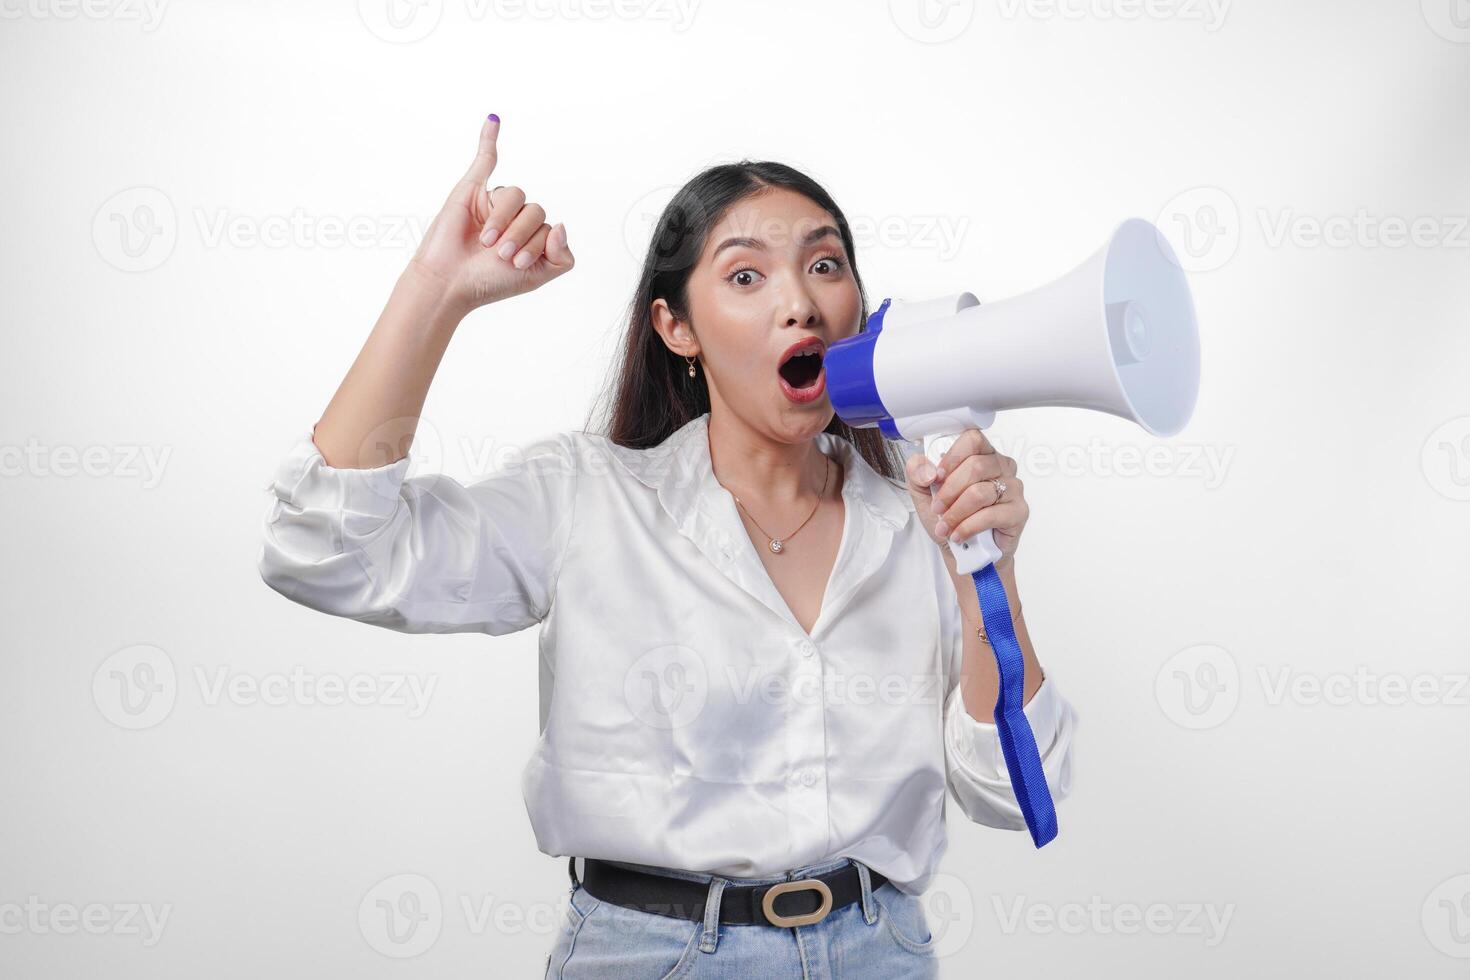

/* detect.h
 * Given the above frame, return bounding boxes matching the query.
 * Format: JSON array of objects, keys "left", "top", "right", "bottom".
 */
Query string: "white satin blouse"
[{"left": 256, "top": 411, "right": 1076, "bottom": 895}]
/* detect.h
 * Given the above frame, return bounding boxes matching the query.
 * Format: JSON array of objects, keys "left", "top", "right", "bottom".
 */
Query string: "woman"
[{"left": 258, "top": 114, "right": 1077, "bottom": 978}]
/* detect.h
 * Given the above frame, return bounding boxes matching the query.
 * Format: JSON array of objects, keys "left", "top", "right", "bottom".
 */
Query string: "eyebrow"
[{"left": 711, "top": 224, "right": 842, "bottom": 260}]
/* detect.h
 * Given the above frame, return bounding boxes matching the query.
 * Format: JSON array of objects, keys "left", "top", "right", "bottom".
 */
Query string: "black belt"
[{"left": 575, "top": 857, "right": 887, "bottom": 928}]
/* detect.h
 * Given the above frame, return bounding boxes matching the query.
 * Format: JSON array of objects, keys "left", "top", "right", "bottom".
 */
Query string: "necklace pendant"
[{"left": 769, "top": 539, "right": 784, "bottom": 554}]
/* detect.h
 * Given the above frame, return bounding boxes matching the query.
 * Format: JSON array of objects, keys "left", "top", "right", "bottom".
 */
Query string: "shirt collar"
[
  {"left": 604, "top": 412, "right": 913, "bottom": 638},
  {"left": 608, "top": 412, "right": 912, "bottom": 537}
]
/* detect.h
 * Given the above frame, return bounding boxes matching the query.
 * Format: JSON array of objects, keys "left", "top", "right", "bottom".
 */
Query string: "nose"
[{"left": 781, "top": 284, "right": 820, "bottom": 329}]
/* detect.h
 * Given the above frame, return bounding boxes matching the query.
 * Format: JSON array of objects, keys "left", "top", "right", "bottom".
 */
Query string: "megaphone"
[
  {"left": 826, "top": 216, "right": 1200, "bottom": 849},
  {"left": 827, "top": 217, "right": 1201, "bottom": 575}
]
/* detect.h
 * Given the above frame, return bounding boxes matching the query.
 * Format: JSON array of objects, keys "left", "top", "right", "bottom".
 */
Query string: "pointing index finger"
[{"left": 461, "top": 113, "right": 501, "bottom": 186}]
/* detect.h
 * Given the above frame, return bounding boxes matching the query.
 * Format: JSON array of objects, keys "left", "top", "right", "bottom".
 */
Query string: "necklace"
[{"left": 728, "top": 455, "right": 831, "bottom": 554}]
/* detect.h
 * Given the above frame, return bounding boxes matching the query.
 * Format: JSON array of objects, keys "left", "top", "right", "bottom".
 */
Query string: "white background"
[{"left": 2, "top": 0, "right": 1468, "bottom": 976}]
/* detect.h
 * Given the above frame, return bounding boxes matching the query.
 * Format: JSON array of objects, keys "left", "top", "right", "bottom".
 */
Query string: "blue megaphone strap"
[{"left": 971, "top": 563, "right": 1058, "bottom": 848}]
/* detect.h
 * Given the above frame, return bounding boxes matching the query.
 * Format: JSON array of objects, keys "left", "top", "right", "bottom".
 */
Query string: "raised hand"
[{"left": 409, "top": 114, "right": 575, "bottom": 314}]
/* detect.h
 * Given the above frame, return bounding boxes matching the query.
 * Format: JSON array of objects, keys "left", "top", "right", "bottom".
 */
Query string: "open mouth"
[{"left": 778, "top": 342, "right": 825, "bottom": 391}]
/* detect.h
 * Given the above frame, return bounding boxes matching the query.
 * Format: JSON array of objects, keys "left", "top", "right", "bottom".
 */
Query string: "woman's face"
[{"left": 653, "top": 187, "right": 862, "bottom": 443}]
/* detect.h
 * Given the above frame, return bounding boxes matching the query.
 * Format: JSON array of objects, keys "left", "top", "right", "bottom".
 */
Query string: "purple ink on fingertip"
[{"left": 487, "top": 113, "right": 499, "bottom": 122}]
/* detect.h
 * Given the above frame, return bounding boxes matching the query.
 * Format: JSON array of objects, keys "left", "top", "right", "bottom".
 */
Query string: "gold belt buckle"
[{"left": 761, "top": 878, "right": 834, "bottom": 928}]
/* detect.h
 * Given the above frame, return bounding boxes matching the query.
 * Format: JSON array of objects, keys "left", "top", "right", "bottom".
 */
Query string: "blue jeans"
[{"left": 542, "top": 856, "right": 939, "bottom": 978}]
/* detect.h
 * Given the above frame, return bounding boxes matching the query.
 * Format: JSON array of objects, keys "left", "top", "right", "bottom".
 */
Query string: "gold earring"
[{"left": 686, "top": 354, "right": 697, "bottom": 378}]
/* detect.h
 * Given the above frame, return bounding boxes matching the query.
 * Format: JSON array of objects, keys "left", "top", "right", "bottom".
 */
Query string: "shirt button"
[
  {"left": 798, "top": 640, "right": 816, "bottom": 658},
  {"left": 801, "top": 769, "right": 818, "bottom": 787}
]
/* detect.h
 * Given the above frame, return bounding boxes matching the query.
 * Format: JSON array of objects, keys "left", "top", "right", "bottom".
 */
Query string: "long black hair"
[{"left": 584, "top": 160, "right": 904, "bottom": 481}]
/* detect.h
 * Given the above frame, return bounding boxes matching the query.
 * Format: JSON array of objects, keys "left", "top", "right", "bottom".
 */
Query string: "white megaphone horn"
[{"left": 825, "top": 217, "right": 1202, "bottom": 575}]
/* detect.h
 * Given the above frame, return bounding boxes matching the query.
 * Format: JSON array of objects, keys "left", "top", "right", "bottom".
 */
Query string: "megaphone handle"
[
  {"left": 922, "top": 428, "right": 1060, "bottom": 848},
  {"left": 922, "top": 432, "right": 1005, "bottom": 575}
]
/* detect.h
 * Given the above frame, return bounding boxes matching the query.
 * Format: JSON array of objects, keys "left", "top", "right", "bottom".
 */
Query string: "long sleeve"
[
  {"left": 939, "top": 582, "right": 1078, "bottom": 831},
  {"left": 257, "top": 426, "right": 579, "bottom": 636}
]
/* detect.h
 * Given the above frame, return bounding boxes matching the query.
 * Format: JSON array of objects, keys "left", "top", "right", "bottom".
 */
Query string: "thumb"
[
  {"left": 904, "top": 451, "right": 939, "bottom": 511},
  {"left": 535, "top": 222, "right": 576, "bottom": 279},
  {"left": 904, "top": 452, "right": 950, "bottom": 550}
]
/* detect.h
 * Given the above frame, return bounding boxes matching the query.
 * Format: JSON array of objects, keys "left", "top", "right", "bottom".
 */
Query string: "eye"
[
  {"left": 724, "top": 266, "right": 763, "bottom": 287},
  {"left": 723, "top": 253, "right": 847, "bottom": 288},
  {"left": 811, "top": 252, "right": 847, "bottom": 275}
]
